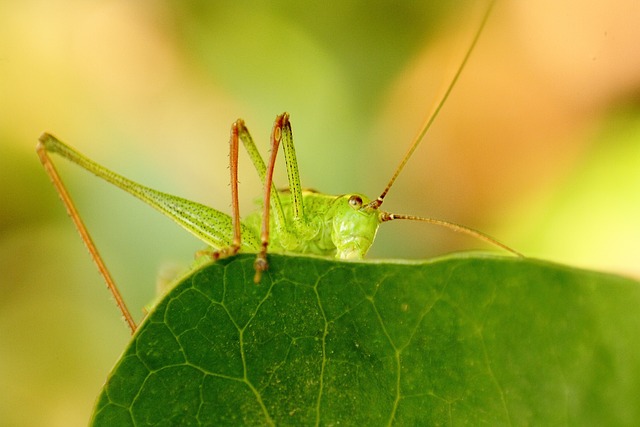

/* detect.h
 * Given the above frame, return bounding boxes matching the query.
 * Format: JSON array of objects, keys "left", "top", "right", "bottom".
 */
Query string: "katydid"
[{"left": 36, "top": 0, "right": 520, "bottom": 334}]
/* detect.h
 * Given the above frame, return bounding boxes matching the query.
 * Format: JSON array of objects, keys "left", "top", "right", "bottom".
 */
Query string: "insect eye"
[{"left": 348, "top": 195, "right": 363, "bottom": 209}]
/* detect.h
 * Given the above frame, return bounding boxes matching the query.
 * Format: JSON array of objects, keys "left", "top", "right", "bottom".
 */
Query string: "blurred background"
[{"left": 1, "top": 0, "right": 639, "bottom": 425}]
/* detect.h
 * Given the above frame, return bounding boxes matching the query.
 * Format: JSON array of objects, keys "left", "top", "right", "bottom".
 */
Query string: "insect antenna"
[
  {"left": 379, "top": 212, "right": 523, "bottom": 257},
  {"left": 365, "top": 1, "right": 520, "bottom": 257},
  {"left": 366, "top": 0, "right": 496, "bottom": 211}
]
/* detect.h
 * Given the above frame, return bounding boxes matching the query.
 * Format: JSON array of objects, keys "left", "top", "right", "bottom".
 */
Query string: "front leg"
[
  {"left": 253, "top": 114, "right": 287, "bottom": 282},
  {"left": 206, "top": 119, "right": 244, "bottom": 262}
]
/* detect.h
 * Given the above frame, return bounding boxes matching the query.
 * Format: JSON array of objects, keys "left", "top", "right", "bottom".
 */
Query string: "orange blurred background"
[{"left": 1, "top": 0, "right": 639, "bottom": 425}]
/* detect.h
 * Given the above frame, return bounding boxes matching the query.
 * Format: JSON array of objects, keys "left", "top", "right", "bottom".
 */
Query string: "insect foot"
[{"left": 253, "top": 253, "right": 268, "bottom": 284}]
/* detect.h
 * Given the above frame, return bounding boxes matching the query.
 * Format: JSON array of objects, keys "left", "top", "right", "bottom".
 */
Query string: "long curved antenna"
[
  {"left": 380, "top": 212, "right": 523, "bottom": 257},
  {"left": 368, "top": 0, "right": 497, "bottom": 210}
]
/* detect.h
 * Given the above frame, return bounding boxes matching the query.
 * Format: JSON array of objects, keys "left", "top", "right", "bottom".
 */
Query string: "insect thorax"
[{"left": 242, "top": 190, "right": 381, "bottom": 259}]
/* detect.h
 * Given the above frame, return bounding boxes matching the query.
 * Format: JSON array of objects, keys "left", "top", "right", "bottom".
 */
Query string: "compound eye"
[{"left": 348, "top": 195, "right": 363, "bottom": 209}]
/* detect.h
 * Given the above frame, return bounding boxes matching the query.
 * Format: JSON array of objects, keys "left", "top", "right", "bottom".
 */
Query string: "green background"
[{"left": 1, "top": 0, "right": 639, "bottom": 425}]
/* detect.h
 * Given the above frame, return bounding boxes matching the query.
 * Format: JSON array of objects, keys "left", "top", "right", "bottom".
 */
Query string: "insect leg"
[
  {"left": 235, "top": 119, "right": 293, "bottom": 242},
  {"left": 252, "top": 116, "right": 281, "bottom": 282},
  {"left": 228, "top": 122, "right": 242, "bottom": 253},
  {"left": 278, "top": 114, "right": 314, "bottom": 238},
  {"left": 205, "top": 120, "right": 247, "bottom": 263},
  {"left": 36, "top": 137, "right": 138, "bottom": 334},
  {"left": 37, "top": 134, "right": 253, "bottom": 252}
]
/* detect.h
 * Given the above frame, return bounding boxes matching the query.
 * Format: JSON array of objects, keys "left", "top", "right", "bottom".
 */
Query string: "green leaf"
[{"left": 91, "top": 254, "right": 640, "bottom": 425}]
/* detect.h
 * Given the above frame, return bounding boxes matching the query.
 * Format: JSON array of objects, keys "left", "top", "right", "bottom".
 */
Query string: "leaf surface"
[{"left": 92, "top": 254, "right": 640, "bottom": 425}]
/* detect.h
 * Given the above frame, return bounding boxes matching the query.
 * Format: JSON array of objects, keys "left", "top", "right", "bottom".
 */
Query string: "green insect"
[{"left": 37, "top": 0, "right": 520, "bottom": 334}]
